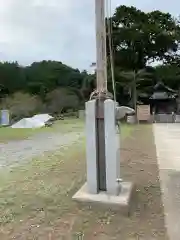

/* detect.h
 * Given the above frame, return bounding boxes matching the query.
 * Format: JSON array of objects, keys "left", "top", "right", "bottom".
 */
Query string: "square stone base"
[{"left": 72, "top": 182, "right": 136, "bottom": 216}]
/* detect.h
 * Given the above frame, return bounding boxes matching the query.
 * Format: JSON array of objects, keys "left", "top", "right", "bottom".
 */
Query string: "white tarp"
[
  {"left": 116, "top": 106, "right": 135, "bottom": 120},
  {"left": 31, "top": 114, "right": 53, "bottom": 123},
  {"left": 11, "top": 114, "right": 53, "bottom": 129}
]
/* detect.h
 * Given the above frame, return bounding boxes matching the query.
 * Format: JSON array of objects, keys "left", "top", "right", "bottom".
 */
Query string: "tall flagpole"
[
  {"left": 94, "top": 0, "right": 108, "bottom": 191},
  {"left": 95, "top": 0, "right": 107, "bottom": 93},
  {"left": 73, "top": 0, "right": 135, "bottom": 211}
]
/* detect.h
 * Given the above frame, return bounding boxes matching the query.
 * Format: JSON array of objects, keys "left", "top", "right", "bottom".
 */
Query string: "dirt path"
[{"left": 0, "top": 131, "right": 83, "bottom": 168}]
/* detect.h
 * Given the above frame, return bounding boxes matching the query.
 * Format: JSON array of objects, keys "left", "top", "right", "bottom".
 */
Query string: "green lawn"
[
  {"left": 0, "top": 123, "right": 133, "bottom": 239},
  {"left": 0, "top": 119, "right": 131, "bottom": 143},
  {"left": 0, "top": 118, "right": 84, "bottom": 143}
]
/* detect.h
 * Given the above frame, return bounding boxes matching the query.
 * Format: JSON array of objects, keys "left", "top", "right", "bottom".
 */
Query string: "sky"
[{"left": 0, "top": 0, "right": 180, "bottom": 72}]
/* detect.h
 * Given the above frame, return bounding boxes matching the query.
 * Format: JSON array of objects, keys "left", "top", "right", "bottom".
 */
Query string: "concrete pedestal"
[
  {"left": 72, "top": 99, "right": 135, "bottom": 215},
  {"left": 72, "top": 182, "right": 135, "bottom": 215}
]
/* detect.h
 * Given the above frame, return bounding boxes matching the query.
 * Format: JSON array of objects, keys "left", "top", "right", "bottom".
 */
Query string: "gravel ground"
[{"left": 0, "top": 131, "right": 84, "bottom": 168}]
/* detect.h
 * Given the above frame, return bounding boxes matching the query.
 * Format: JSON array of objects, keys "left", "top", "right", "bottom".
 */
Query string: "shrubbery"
[
  {"left": 0, "top": 89, "right": 80, "bottom": 122},
  {"left": 0, "top": 92, "right": 43, "bottom": 122},
  {"left": 45, "top": 88, "right": 79, "bottom": 114}
]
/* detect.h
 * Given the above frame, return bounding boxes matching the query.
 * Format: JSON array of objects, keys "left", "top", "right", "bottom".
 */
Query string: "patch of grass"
[
  {"left": 0, "top": 119, "right": 132, "bottom": 143},
  {"left": 0, "top": 118, "right": 84, "bottom": 143},
  {"left": 120, "top": 124, "right": 133, "bottom": 138},
  {"left": 0, "top": 124, "right": 133, "bottom": 239}
]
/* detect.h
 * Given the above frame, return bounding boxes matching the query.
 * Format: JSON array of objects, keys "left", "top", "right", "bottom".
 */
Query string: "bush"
[
  {"left": 45, "top": 88, "right": 79, "bottom": 114},
  {"left": 63, "top": 111, "right": 78, "bottom": 118},
  {"left": 0, "top": 92, "right": 43, "bottom": 122}
]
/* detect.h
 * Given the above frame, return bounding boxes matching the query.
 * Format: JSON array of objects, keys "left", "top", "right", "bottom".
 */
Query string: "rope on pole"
[
  {"left": 106, "top": 0, "right": 116, "bottom": 102},
  {"left": 90, "top": 0, "right": 116, "bottom": 102}
]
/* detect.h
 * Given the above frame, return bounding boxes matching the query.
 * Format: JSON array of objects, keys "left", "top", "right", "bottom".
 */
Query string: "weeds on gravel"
[{"left": 0, "top": 139, "right": 85, "bottom": 224}]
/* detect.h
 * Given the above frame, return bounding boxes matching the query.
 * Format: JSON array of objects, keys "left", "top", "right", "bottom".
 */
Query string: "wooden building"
[
  {"left": 139, "top": 81, "right": 178, "bottom": 114},
  {"left": 150, "top": 82, "right": 177, "bottom": 114}
]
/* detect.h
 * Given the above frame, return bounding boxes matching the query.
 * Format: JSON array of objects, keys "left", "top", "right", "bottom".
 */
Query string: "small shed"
[{"left": 149, "top": 82, "right": 177, "bottom": 114}]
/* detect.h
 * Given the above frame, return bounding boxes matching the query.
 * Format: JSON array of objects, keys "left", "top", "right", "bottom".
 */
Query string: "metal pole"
[{"left": 94, "top": 0, "right": 108, "bottom": 191}]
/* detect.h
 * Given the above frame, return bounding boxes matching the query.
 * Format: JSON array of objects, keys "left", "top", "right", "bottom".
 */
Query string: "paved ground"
[
  {"left": 153, "top": 123, "right": 180, "bottom": 240},
  {"left": 114, "top": 125, "right": 168, "bottom": 239},
  {"left": 0, "top": 131, "right": 84, "bottom": 168}
]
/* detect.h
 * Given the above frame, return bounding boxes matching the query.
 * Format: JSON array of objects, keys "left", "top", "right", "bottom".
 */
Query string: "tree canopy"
[
  {"left": 109, "top": 5, "right": 180, "bottom": 70},
  {"left": 106, "top": 5, "right": 180, "bottom": 104}
]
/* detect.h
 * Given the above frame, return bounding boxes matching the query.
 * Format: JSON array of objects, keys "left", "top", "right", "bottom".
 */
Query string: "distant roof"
[
  {"left": 153, "top": 81, "right": 177, "bottom": 93},
  {"left": 150, "top": 91, "right": 177, "bottom": 100}
]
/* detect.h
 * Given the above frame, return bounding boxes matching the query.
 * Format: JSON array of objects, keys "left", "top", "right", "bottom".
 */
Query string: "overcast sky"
[{"left": 0, "top": 0, "right": 179, "bottom": 71}]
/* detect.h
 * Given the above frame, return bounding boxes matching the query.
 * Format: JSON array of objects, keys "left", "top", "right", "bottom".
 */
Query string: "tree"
[
  {"left": 81, "top": 72, "right": 95, "bottom": 100},
  {"left": 154, "top": 63, "right": 180, "bottom": 89},
  {"left": 45, "top": 88, "right": 79, "bottom": 114},
  {"left": 119, "top": 68, "right": 154, "bottom": 112},
  {"left": 25, "top": 61, "right": 84, "bottom": 95},
  {"left": 106, "top": 5, "right": 180, "bottom": 103},
  {"left": 0, "top": 60, "right": 94, "bottom": 116},
  {"left": 109, "top": 6, "right": 180, "bottom": 70},
  {"left": 0, "top": 62, "right": 26, "bottom": 94}
]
